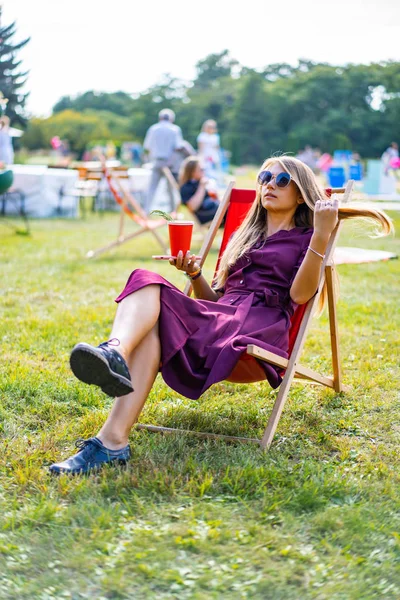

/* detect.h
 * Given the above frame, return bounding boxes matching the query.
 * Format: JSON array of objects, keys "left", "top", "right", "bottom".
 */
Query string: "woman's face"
[
  {"left": 259, "top": 163, "right": 303, "bottom": 215},
  {"left": 192, "top": 163, "right": 204, "bottom": 180}
]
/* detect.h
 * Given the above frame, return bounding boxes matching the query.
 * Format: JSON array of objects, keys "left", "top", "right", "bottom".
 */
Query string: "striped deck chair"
[
  {"left": 137, "top": 180, "right": 354, "bottom": 449},
  {"left": 86, "top": 163, "right": 168, "bottom": 258}
]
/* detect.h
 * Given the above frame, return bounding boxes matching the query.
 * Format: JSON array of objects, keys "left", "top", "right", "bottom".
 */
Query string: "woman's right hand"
[
  {"left": 169, "top": 251, "right": 201, "bottom": 275},
  {"left": 313, "top": 196, "right": 339, "bottom": 238}
]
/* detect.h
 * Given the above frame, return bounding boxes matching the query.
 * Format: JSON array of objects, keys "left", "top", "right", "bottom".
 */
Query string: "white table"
[
  {"left": 9, "top": 165, "right": 79, "bottom": 217},
  {"left": 6, "top": 165, "right": 177, "bottom": 218}
]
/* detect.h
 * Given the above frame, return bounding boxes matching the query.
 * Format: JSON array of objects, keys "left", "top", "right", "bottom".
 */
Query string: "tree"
[
  {"left": 193, "top": 50, "right": 239, "bottom": 89},
  {"left": 23, "top": 51, "right": 400, "bottom": 162},
  {"left": 22, "top": 117, "right": 48, "bottom": 149},
  {"left": 178, "top": 75, "right": 240, "bottom": 148},
  {"left": 23, "top": 110, "right": 111, "bottom": 155},
  {"left": 0, "top": 8, "right": 30, "bottom": 126},
  {"left": 53, "top": 91, "right": 136, "bottom": 117},
  {"left": 128, "top": 74, "right": 189, "bottom": 140},
  {"left": 229, "top": 71, "right": 272, "bottom": 164}
]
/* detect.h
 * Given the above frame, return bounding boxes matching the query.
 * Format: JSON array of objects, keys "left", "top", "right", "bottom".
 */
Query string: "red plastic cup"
[{"left": 168, "top": 221, "right": 194, "bottom": 257}]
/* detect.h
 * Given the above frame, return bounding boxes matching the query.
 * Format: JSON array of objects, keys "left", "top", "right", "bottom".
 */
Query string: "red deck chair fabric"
[{"left": 215, "top": 188, "right": 307, "bottom": 383}]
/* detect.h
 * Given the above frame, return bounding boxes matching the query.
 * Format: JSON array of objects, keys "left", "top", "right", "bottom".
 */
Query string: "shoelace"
[
  {"left": 98, "top": 339, "right": 129, "bottom": 370},
  {"left": 74, "top": 437, "right": 127, "bottom": 457},
  {"left": 75, "top": 438, "right": 96, "bottom": 450},
  {"left": 99, "top": 338, "right": 121, "bottom": 348}
]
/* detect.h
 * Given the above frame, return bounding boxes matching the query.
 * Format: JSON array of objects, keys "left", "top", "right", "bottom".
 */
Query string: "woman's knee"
[{"left": 120, "top": 284, "right": 161, "bottom": 306}]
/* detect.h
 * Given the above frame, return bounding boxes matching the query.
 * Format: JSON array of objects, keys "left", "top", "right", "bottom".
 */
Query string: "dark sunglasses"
[{"left": 257, "top": 170, "right": 291, "bottom": 188}]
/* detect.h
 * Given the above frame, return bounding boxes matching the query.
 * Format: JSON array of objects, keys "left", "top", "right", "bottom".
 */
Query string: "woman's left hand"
[
  {"left": 169, "top": 251, "right": 200, "bottom": 275},
  {"left": 313, "top": 196, "right": 339, "bottom": 238}
]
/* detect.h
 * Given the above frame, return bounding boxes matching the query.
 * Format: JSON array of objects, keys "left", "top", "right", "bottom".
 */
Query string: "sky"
[{"left": 4, "top": 0, "right": 400, "bottom": 117}]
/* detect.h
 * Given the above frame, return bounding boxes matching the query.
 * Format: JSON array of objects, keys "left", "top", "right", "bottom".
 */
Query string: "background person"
[
  {"left": 197, "top": 119, "right": 221, "bottom": 180},
  {"left": 0, "top": 116, "right": 14, "bottom": 166},
  {"left": 382, "top": 141, "right": 399, "bottom": 161},
  {"left": 179, "top": 156, "right": 221, "bottom": 225},
  {"left": 143, "top": 108, "right": 183, "bottom": 214},
  {"left": 169, "top": 139, "right": 196, "bottom": 182},
  {"left": 296, "top": 145, "right": 317, "bottom": 171},
  {"left": 49, "top": 155, "right": 393, "bottom": 475},
  {"left": 381, "top": 142, "right": 399, "bottom": 174}
]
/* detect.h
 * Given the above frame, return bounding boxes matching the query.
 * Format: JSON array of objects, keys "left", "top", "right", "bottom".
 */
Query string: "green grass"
[{"left": 1, "top": 211, "right": 400, "bottom": 599}]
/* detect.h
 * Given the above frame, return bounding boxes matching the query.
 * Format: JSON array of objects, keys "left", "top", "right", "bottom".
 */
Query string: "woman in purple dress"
[{"left": 50, "top": 156, "right": 392, "bottom": 474}]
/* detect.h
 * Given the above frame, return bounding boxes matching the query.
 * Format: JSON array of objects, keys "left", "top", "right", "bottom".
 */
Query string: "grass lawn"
[{"left": 1, "top": 208, "right": 399, "bottom": 600}]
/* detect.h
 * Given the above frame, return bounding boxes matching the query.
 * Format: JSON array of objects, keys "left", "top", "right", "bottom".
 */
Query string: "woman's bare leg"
[
  {"left": 49, "top": 287, "right": 163, "bottom": 473},
  {"left": 97, "top": 322, "right": 161, "bottom": 449},
  {"left": 109, "top": 284, "right": 161, "bottom": 360}
]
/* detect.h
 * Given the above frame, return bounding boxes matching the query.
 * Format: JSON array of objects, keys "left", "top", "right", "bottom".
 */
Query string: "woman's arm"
[
  {"left": 290, "top": 197, "right": 339, "bottom": 305},
  {"left": 170, "top": 251, "right": 220, "bottom": 301},
  {"left": 184, "top": 180, "right": 207, "bottom": 212},
  {"left": 190, "top": 272, "right": 221, "bottom": 301}
]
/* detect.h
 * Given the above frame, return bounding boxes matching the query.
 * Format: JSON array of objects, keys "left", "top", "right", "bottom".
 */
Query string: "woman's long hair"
[
  {"left": 178, "top": 155, "right": 200, "bottom": 186},
  {"left": 214, "top": 156, "right": 393, "bottom": 310}
]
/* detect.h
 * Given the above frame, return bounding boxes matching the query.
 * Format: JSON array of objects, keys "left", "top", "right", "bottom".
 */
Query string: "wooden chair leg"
[
  {"left": 118, "top": 208, "right": 125, "bottom": 239},
  {"left": 260, "top": 370, "right": 296, "bottom": 449},
  {"left": 86, "top": 227, "right": 150, "bottom": 258},
  {"left": 325, "top": 264, "right": 343, "bottom": 392},
  {"left": 162, "top": 167, "right": 180, "bottom": 192}
]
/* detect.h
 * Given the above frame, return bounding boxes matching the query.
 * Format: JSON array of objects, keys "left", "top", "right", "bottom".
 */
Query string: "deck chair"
[
  {"left": 65, "top": 167, "right": 100, "bottom": 217},
  {"left": 137, "top": 181, "right": 354, "bottom": 449},
  {"left": 86, "top": 163, "right": 168, "bottom": 258}
]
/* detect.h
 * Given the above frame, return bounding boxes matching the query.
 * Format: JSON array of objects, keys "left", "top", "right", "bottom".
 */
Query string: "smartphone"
[
  {"left": 152, "top": 255, "right": 202, "bottom": 261},
  {"left": 152, "top": 255, "right": 176, "bottom": 260}
]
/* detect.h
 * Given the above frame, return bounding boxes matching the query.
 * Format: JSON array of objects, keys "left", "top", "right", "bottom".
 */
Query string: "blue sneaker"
[
  {"left": 70, "top": 340, "right": 133, "bottom": 398},
  {"left": 49, "top": 437, "right": 131, "bottom": 475}
]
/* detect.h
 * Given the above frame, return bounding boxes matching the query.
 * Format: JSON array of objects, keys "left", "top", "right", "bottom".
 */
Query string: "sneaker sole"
[
  {"left": 49, "top": 458, "right": 130, "bottom": 476},
  {"left": 70, "top": 343, "right": 134, "bottom": 397}
]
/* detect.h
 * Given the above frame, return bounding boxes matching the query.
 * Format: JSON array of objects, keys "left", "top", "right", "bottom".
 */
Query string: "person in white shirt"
[
  {"left": 197, "top": 120, "right": 221, "bottom": 180},
  {"left": 0, "top": 116, "right": 14, "bottom": 166},
  {"left": 382, "top": 142, "right": 399, "bottom": 161},
  {"left": 143, "top": 109, "right": 183, "bottom": 214}
]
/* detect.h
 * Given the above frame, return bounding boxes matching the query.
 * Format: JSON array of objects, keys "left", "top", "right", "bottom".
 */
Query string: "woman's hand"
[
  {"left": 169, "top": 251, "right": 201, "bottom": 275},
  {"left": 313, "top": 196, "right": 339, "bottom": 238}
]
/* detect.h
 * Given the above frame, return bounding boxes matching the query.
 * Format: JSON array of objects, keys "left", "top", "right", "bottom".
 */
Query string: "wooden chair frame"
[
  {"left": 86, "top": 166, "right": 168, "bottom": 259},
  {"left": 137, "top": 180, "right": 354, "bottom": 449},
  {"left": 161, "top": 166, "right": 181, "bottom": 216}
]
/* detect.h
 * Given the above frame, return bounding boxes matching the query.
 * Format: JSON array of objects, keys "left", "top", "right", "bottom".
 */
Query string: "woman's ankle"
[
  {"left": 102, "top": 338, "right": 130, "bottom": 362},
  {"left": 96, "top": 433, "right": 129, "bottom": 450}
]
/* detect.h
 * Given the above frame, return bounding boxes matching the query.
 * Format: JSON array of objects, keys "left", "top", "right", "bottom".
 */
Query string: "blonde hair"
[
  {"left": 202, "top": 119, "right": 217, "bottom": 132},
  {"left": 178, "top": 155, "right": 201, "bottom": 186},
  {"left": 214, "top": 155, "right": 393, "bottom": 311}
]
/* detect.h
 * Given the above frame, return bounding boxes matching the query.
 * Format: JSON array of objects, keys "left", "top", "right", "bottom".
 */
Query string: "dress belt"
[{"left": 224, "top": 288, "right": 292, "bottom": 311}]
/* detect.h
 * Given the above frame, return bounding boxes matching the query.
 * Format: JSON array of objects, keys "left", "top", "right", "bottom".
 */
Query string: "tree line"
[
  {"left": 21, "top": 50, "right": 400, "bottom": 164},
  {"left": 0, "top": 8, "right": 29, "bottom": 127}
]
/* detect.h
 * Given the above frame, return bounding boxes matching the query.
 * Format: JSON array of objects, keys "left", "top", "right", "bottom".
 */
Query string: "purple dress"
[{"left": 115, "top": 227, "right": 314, "bottom": 400}]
